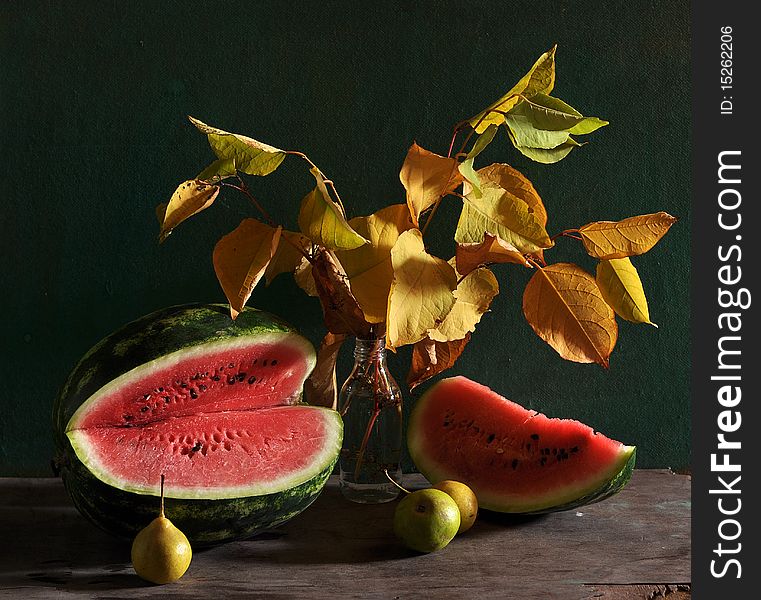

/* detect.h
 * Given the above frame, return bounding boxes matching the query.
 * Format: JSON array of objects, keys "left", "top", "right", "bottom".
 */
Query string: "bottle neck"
[{"left": 353, "top": 337, "right": 387, "bottom": 363}]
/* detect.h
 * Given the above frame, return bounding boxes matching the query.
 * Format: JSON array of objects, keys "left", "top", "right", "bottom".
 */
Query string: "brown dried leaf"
[
  {"left": 399, "top": 142, "right": 463, "bottom": 227},
  {"left": 293, "top": 257, "right": 318, "bottom": 297},
  {"left": 213, "top": 219, "right": 282, "bottom": 319},
  {"left": 305, "top": 332, "right": 347, "bottom": 409},
  {"left": 522, "top": 263, "right": 617, "bottom": 367},
  {"left": 311, "top": 249, "right": 371, "bottom": 337},
  {"left": 578, "top": 212, "right": 678, "bottom": 259},
  {"left": 158, "top": 180, "right": 219, "bottom": 242},
  {"left": 408, "top": 334, "right": 471, "bottom": 390},
  {"left": 456, "top": 232, "right": 530, "bottom": 276}
]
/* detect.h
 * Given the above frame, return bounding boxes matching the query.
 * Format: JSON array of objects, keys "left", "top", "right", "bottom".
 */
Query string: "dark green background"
[{"left": 1, "top": 1, "right": 690, "bottom": 475}]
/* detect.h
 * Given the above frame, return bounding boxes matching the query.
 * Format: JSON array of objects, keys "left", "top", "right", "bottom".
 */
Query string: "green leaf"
[
  {"left": 505, "top": 127, "right": 583, "bottom": 164},
  {"left": 188, "top": 116, "right": 286, "bottom": 176},
  {"left": 298, "top": 168, "right": 369, "bottom": 251},
  {"left": 510, "top": 94, "right": 608, "bottom": 134},
  {"left": 197, "top": 158, "right": 237, "bottom": 182},
  {"left": 455, "top": 181, "right": 553, "bottom": 254},
  {"left": 468, "top": 46, "right": 557, "bottom": 133},
  {"left": 467, "top": 124, "right": 499, "bottom": 159},
  {"left": 596, "top": 258, "right": 657, "bottom": 326},
  {"left": 458, "top": 158, "right": 482, "bottom": 198},
  {"left": 505, "top": 114, "right": 572, "bottom": 149}
]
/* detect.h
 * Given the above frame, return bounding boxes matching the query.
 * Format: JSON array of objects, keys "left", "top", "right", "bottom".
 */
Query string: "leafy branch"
[{"left": 155, "top": 46, "right": 676, "bottom": 407}]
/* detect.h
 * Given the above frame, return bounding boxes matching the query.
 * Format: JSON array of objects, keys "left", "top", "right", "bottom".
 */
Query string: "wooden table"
[{"left": 0, "top": 471, "right": 690, "bottom": 599}]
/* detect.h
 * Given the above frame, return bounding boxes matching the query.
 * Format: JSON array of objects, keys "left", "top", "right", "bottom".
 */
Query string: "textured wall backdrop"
[{"left": 0, "top": 1, "right": 690, "bottom": 475}]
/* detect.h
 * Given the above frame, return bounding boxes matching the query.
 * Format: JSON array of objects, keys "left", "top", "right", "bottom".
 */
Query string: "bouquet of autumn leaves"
[{"left": 156, "top": 47, "right": 676, "bottom": 408}]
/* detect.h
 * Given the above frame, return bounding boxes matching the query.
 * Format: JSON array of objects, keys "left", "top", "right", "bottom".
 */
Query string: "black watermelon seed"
[
  {"left": 190, "top": 389, "right": 198, "bottom": 399},
  {"left": 227, "top": 376, "right": 236, "bottom": 385},
  {"left": 262, "top": 359, "right": 268, "bottom": 366},
  {"left": 140, "top": 406, "right": 149, "bottom": 413},
  {"left": 228, "top": 363, "right": 235, "bottom": 369},
  {"left": 199, "top": 384, "right": 207, "bottom": 391},
  {"left": 163, "top": 396, "right": 171, "bottom": 404},
  {"left": 487, "top": 433, "right": 495, "bottom": 444},
  {"left": 512, "top": 459, "right": 519, "bottom": 469},
  {"left": 180, "top": 383, "right": 188, "bottom": 388},
  {"left": 142, "top": 394, "right": 151, "bottom": 400},
  {"left": 530, "top": 433, "right": 539, "bottom": 440},
  {"left": 123, "top": 414, "right": 133, "bottom": 421},
  {"left": 248, "top": 376, "right": 256, "bottom": 384},
  {"left": 540, "top": 456, "right": 547, "bottom": 466},
  {"left": 191, "top": 442, "right": 202, "bottom": 452},
  {"left": 211, "top": 375, "right": 220, "bottom": 381},
  {"left": 570, "top": 446, "right": 579, "bottom": 453},
  {"left": 252, "top": 359, "right": 257, "bottom": 365},
  {"left": 236, "top": 373, "right": 246, "bottom": 382},
  {"left": 271, "top": 359, "right": 278, "bottom": 366},
  {"left": 158, "top": 387, "right": 164, "bottom": 392}
]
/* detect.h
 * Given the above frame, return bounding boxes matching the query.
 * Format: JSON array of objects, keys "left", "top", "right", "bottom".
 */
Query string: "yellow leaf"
[
  {"left": 468, "top": 46, "right": 557, "bottom": 134},
  {"left": 264, "top": 231, "right": 311, "bottom": 286},
  {"left": 298, "top": 168, "right": 369, "bottom": 251},
  {"left": 386, "top": 229, "right": 458, "bottom": 351},
  {"left": 455, "top": 181, "right": 553, "bottom": 255},
  {"left": 293, "top": 256, "right": 318, "bottom": 297},
  {"left": 335, "top": 204, "right": 414, "bottom": 323},
  {"left": 310, "top": 250, "right": 370, "bottom": 337},
  {"left": 456, "top": 232, "right": 530, "bottom": 276},
  {"left": 399, "top": 143, "right": 463, "bottom": 227},
  {"left": 429, "top": 268, "right": 499, "bottom": 342},
  {"left": 476, "top": 163, "right": 548, "bottom": 226},
  {"left": 522, "top": 263, "right": 617, "bottom": 367},
  {"left": 578, "top": 212, "right": 677, "bottom": 259},
  {"left": 213, "top": 219, "right": 282, "bottom": 319},
  {"left": 305, "top": 333, "right": 347, "bottom": 409},
  {"left": 596, "top": 258, "right": 656, "bottom": 326},
  {"left": 158, "top": 180, "right": 219, "bottom": 243},
  {"left": 408, "top": 334, "right": 471, "bottom": 390}
]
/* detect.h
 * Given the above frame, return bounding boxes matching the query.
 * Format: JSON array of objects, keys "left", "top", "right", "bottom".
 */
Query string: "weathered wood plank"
[{"left": 0, "top": 470, "right": 690, "bottom": 599}]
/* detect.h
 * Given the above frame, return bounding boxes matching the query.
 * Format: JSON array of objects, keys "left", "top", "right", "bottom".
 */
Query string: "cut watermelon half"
[
  {"left": 408, "top": 376, "right": 635, "bottom": 513},
  {"left": 54, "top": 304, "right": 342, "bottom": 543}
]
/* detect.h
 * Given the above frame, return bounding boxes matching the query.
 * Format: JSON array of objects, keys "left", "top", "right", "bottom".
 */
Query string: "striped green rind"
[{"left": 63, "top": 445, "right": 338, "bottom": 545}]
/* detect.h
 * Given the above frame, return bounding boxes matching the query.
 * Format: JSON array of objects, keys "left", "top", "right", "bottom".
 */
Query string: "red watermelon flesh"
[
  {"left": 408, "top": 376, "right": 635, "bottom": 513},
  {"left": 71, "top": 340, "right": 309, "bottom": 430},
  {"left": 66, "top": 335, "right": 342, "bottom": 500},
  {"left": 69, "top": 405, "right": 338, "bottom": 498}
]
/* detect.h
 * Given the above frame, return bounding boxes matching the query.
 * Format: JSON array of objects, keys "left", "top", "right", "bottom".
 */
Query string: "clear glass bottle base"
[{"left": 339, "top": 479, "right": 401, "bottom": 504}]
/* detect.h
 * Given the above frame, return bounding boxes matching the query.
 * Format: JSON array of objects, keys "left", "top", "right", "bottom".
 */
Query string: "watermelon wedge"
[
  {"left": 407, "top": 376, "right": 635, "bottom": 513},
  {"left": 54, "top": 304, "right": 342, "bottom": 544}
]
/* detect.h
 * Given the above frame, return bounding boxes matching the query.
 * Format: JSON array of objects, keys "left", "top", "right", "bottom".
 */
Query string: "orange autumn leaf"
[
  {"left": 213, "top": 219, "right": 281, "bottom": 319},
  {"left": 578, "top": 212, "right": 677, "bottom": 259},
  {"left": 522, "top": 263, "right": 617, "bottom": 367},
  {"left": 399, "top": 142, "right": 463, "bottom": 227},
  {"left": 456, "top": 232, "right": 530, "bottom": 276}
]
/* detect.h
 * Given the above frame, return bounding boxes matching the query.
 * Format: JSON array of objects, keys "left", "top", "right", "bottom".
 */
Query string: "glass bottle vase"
[{"left": 338, "top": 336, "right": 402, "bottom": 503}]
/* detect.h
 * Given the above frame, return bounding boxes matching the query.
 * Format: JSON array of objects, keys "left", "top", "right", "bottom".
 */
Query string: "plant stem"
[
  {"left": 159, "top": 473, "right": 165, "bottom": 518},
  {"left": 550, "top": 229, "right": 582, "bottom": 242},
  {"left": 286, "top": 150, "right": 347, "bottom": 215},
  {"left": 384, "top": 468, "right": 410, "bottom": 494}
]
